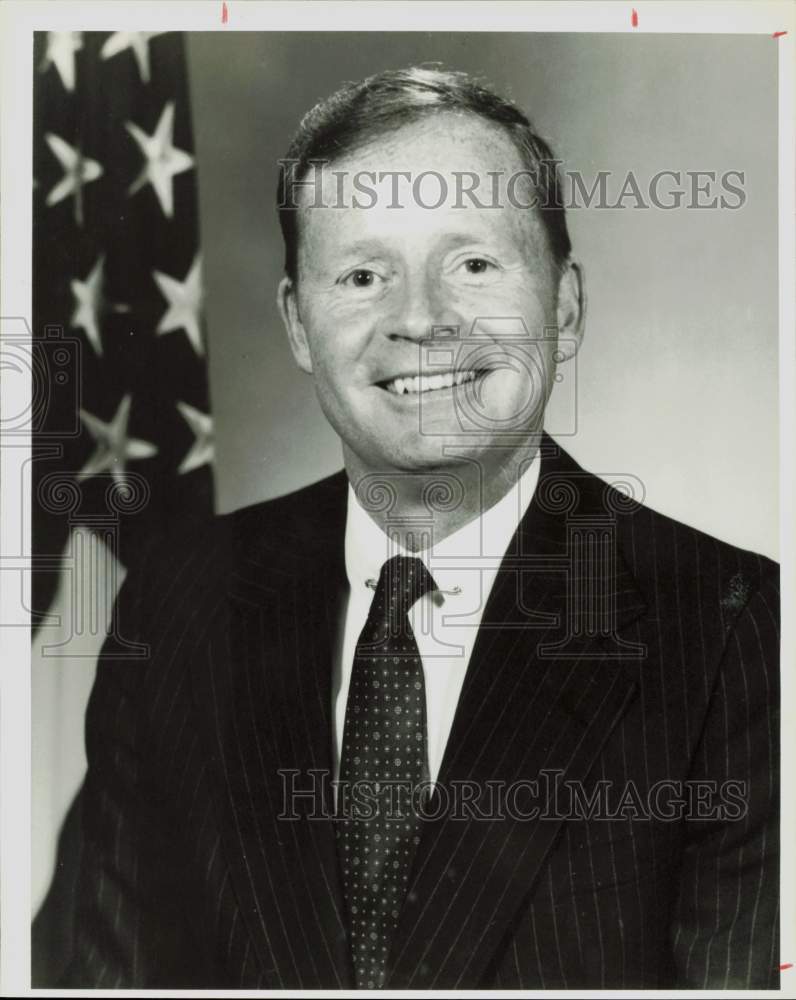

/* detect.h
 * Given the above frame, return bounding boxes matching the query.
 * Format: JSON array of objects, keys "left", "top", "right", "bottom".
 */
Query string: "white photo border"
[{"left": 1, "top": 2, "right": 793, "bottom": 996}]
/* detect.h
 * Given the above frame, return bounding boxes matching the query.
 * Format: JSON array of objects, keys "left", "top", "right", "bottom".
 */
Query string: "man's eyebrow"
[
  {"left": 437, "top": 232, "right": 502, "bottom": 248},
  {"left": 327, "top": 232, "right": 512, "bottom": 264},
  {"left": 332, "top": 239, "right": 390, "bottom": 260}
]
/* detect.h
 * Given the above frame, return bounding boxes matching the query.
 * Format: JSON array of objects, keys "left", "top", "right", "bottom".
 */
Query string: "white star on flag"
[
  {"left": 78, "top": 395, "right": 158, "bottom": 485},
  {"left": 70, "top": 257, "right": 105, "bottom": 355},
  {"left": 40, "top": 32, "right": 83, "bottom": 92},
  {"left": 152, "top": 253, "right": 204, "bottom": 355},
  {"left": 70, "top": 257, "right": 129, "bottom": 356},
  {"left": 45, "top": 133, "right": 103, "bottom": 227},
  {"left": 100, "top": 32, "right": 164, "bottom": 84},
  {"left": 126, "top": 101, "right": 194, "bottom": 218},
  {"left": 176, "top": 401, "right": 214, "bottom": 474}
]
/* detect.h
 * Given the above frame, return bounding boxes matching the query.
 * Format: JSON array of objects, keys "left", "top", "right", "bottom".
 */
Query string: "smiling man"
[
  {"left": 276, "top": 97, "right": 583, "bottom": 535},
  {"left": 54, "top": 67, "right": 779, "bottom": 990}
]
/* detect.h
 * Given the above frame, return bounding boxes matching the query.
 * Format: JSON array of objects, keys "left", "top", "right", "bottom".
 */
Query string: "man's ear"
[
  {"left": 277, "top": 275, "right": 313, "bottom": 374},
  {"left": 554, "top": 259, "right": 586, "bottom": 362}
]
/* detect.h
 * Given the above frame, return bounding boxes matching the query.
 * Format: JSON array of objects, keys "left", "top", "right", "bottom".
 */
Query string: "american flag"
[
  {"left": 32, "top": 30, "right": 214, "bottom": 626},
  {"left": 31, "top": 31, "right": 214, "bottom": 977}
]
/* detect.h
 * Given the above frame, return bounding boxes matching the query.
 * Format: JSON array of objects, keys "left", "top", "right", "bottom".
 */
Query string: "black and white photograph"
[{"left": 0, "top": 1, "right": 793, "bottom": 994}]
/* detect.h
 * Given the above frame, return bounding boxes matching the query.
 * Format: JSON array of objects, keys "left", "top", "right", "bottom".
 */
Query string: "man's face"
[{"left": 278, "top": 113, "right": 584, "bottom": 474}]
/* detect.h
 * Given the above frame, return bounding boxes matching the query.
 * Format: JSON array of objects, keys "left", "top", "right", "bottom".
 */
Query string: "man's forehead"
[
  {"left": 335, "top": 112, "right": 524, "bottom": 172},
  {"left": 292, "top": 112, "right": 548, "bottom": 256},
  {"left": 307, "top": 112, "right": 528, "bottom": 188}
]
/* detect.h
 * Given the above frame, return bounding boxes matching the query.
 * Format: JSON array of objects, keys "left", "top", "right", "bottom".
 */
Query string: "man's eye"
[
  {"left": 344, "top": 269, "right": 378, "bottom": 288},
  {"left": 462, "top": 258, "right": 495, "bottom": 274}
]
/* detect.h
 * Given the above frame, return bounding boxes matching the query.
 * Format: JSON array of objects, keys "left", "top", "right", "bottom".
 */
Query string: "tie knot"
[{"left": 376, "top": 555, "right": 436, "bottom": 620}]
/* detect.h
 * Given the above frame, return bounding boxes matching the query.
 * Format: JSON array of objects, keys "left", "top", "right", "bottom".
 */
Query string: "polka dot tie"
[{"left": 336, "top": 555, "right": 436, "bottom": 989}]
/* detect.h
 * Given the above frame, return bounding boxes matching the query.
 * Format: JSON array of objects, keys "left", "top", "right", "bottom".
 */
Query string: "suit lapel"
[
  {"left": 385, "top": 440, "right": 648, "bottom": 988},
  {"left": 190, "top": 472, "right": 353, "bottom": 988}
]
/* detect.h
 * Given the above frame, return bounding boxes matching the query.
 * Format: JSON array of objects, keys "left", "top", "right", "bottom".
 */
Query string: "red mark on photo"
[
  {"left": 780, "top": 963, "right": 793, "bottom": 971},
  {"left": 772, "top": 30, "right": 787, "bottom": 39},
  {"left": 631, "top": 8, "right": 638, "bottom": 27},
  {"left": 222, "top": 1, "right": 228, "bottom": 24}
]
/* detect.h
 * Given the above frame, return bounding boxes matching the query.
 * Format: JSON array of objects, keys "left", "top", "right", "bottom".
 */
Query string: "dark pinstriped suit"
[{"left": 56, "top": 436, "right": 779, "bottom": 989}]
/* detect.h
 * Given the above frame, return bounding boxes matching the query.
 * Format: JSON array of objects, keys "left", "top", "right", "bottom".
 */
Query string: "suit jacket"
[{"left": 49, "top": 436, "right": 779, "bottom": 989}]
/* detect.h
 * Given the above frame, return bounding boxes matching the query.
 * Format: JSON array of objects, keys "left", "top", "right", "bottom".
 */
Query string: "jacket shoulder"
[
  {"left": 228, "top": 468, "right": 348, "bottom": 544},
  {"left": 609, "top": 482, "right": 778, "bottom": 629},
  {"left": 140, "top": 469, "right": 347, "bottom": 564},
  {"left": 121, "top": 469, "right": 348, "bottom": 623},
  {"left": 544, "top": 437, "right": 777, "bottom": 630}
]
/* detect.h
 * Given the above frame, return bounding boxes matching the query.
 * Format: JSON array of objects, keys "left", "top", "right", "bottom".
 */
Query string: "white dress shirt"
[{"left": 332, "top": 453, "right": 541, "bottom": 787}]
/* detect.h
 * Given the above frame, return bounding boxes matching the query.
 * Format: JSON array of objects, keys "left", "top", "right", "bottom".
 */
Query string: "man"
[{"left": 53, "top": 67, "right": 779, "bottom": 989}]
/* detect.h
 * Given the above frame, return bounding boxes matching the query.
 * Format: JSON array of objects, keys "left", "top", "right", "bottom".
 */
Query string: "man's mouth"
[{"left": 379, "top": 369, "right": 486, "bottom": 396}]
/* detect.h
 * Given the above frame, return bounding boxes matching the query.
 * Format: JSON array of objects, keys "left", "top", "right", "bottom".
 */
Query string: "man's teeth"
[{"left": 385, "top": 370, "right": 481, "bottom": 395}]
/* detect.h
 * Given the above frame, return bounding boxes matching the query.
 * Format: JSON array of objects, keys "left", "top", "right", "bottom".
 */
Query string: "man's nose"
[{"left": 386, "top": 274, "right": 459, "bottom": 342}]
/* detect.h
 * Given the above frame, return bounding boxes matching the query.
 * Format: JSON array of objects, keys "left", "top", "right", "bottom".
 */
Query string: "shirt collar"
[{"left": 344, "top": 451, "right": 541, "bottom": 597}]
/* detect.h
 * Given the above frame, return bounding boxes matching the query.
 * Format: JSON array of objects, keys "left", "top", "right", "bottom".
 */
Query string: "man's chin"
[{"left": 382, "top": 434, "right": 486, "bottom": 473}]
